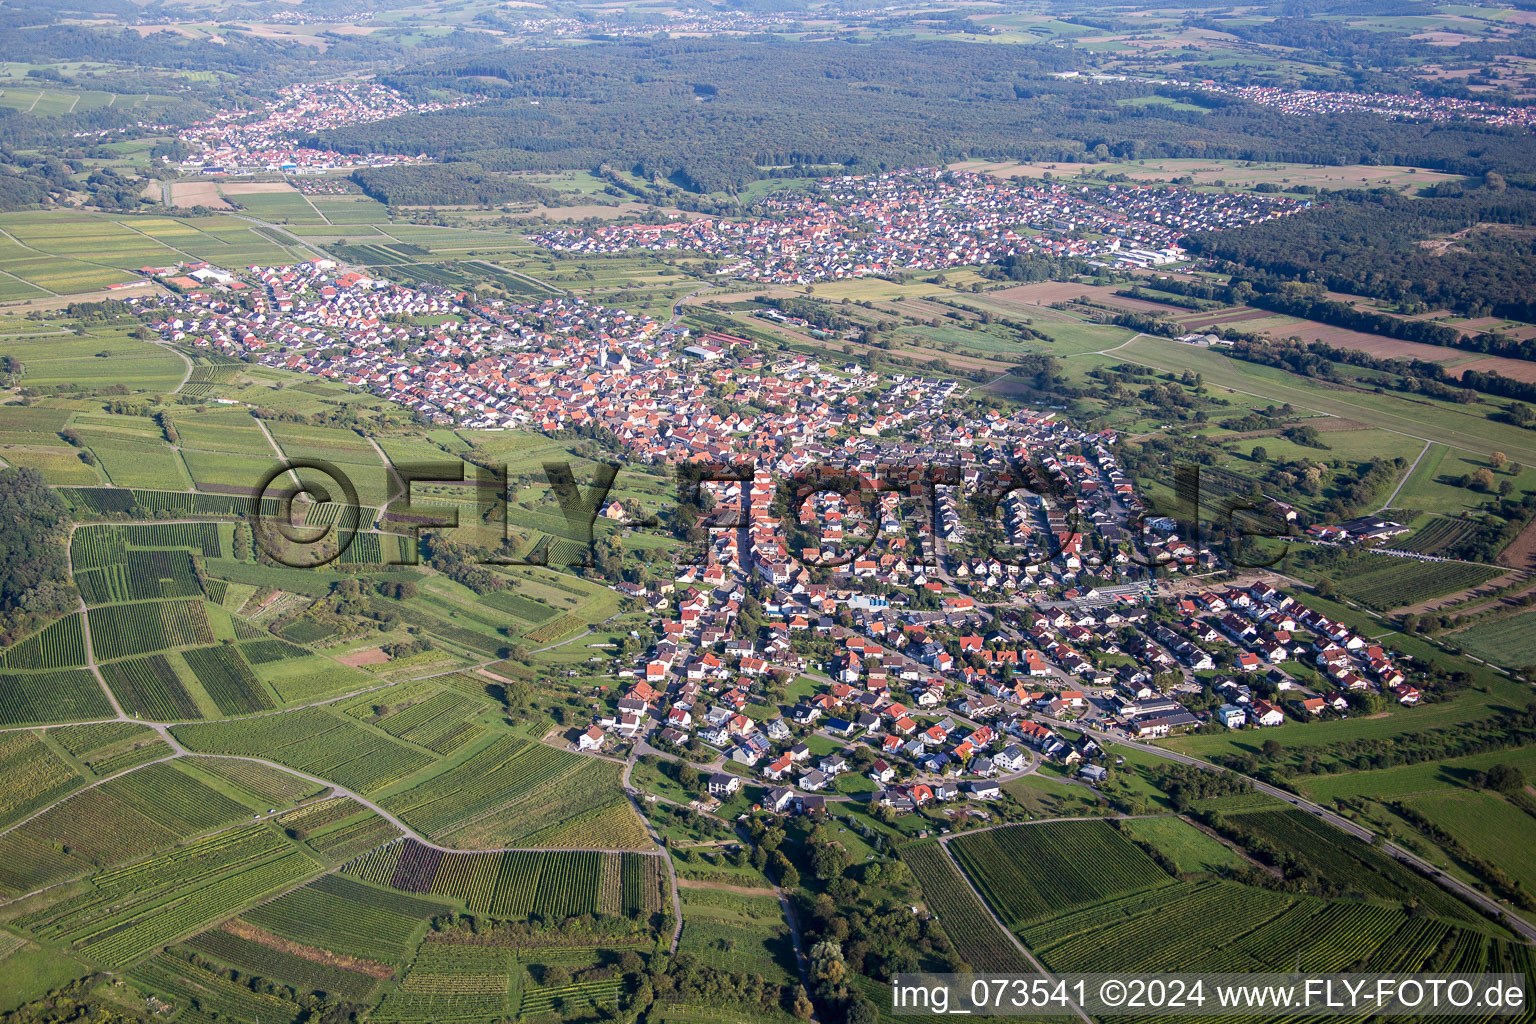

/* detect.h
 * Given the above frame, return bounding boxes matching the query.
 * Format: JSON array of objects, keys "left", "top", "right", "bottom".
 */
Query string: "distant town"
[{"left": 534, "top": 169, "right": 1305, "bottom": 282}]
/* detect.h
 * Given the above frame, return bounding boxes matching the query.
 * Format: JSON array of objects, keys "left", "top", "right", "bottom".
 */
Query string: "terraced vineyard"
[
  {"left": 519, "top": 977, "right": 624, "bottom": 1018},
  {"left": 0, "top": 667, "right": 112, "bottom": 725},
  {"left": 343, "top": 839, "right": 664, "bottom": 920},
  {"left": 373, "top": 940, "right": 518, "bottom": 1021},
  {"left": 71, "top": 522, "right": 224, "bottom": 568},
  {"left": 239, "top": 636, "right": 310, "bottom": 665},
  {"left": 899, "top": 840, "right": 1033, "bottom": 974},
  {"left": 308, "top": 812, "right": 406, "bottom": 859},
  {"left": 351, "top": 687, "right": 490, "bottom": 754},
  {"left": 15, "top": 822, "right": 317, "bottom": 967},
  {"left": 949, "top": 821, "right": 1175, "bottom": 928},
  {"left": 0, "top": 614, "right": 87, "bottom": 669},
  {"left": 59, "top": 488, "right": 281, "bottom": 520},
  {"left": 89, "top": 599, "right": 214, "bottom": 661},
  {"left": 180, "top": 644, "right": 274, "bottom": 715},
  {"left": 172, "top": 707, "right": 436, "bottom": 793},
  {"left": 0, "top": 730, "right": 84, "bottom": 830},
  {"left": 380, "top": 735, "right": 646, "bottom": 848},
  {"left": 99, "top": 653, "right": 203, "bottom": 720},
  {"left": 244, "top": 871, "right": 450, "bottom": 963},
  {"left": 0, "top": 762, "right": 251, "bottom": 895},
  {"left": 76, "top": 549, "right": 204, "bottom": 604},
  {"left": 129, "top": 950, "right": 305, "bottom": 1024},
  {"left": 1017, "top": 873, "right": 1523, "bottom": 994},
  {"left": 187, "top": 756, "right": 326, "bottom": 805},
  {"left": 184, "top": 926, "right": 384, "bottom": 1002}
]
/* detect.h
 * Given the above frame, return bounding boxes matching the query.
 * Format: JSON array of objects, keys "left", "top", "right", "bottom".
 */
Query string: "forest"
[
  {"left": 1184, "top": 183, "right": 1536, "bottom": 321},
  {"left": 350, "top": 165, "right": 565, "bottom": 207},
  {"left": 305, "top": 39, "right": 1536, "bottom": 196},
  {"left": 0, "top": 467, "right": 76, "bottom": 645}
]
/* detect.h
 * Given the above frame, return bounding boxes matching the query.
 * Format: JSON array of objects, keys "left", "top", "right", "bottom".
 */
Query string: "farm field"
[
  {"left": 952, "top": 157, "right": 1461, "bottom": 190},
  {"left": 0, "top": 328, "right": 187, "bottom": 394},
  {"left": 130, "top": 946, "right": 326, "bottom": 1022},
  {"left": 1445, "top": 610, "right": 1536, "bottom": 667},
  {"left": 1293, "top": 745, "right": 1536, "bottom": 804},
  {"left": 1393, "top": 444, "right": 1536, "bottom": 515},
  {"left": 13, "top": 821, "right": 319, "bottom": 968},
  {"left": 0, "top": 731, "right": 86, "bottom": 831},
  {"left": 0, "top": 211, "right": 302, "bottom": 289},
  {"left": 0, "top": 761, "right": 252, "bottom": 896},
  {"left": 1120, "top": 815, "right": 1248, "bottom": 875},
  {"left": 1219, "top": 809, "right": 1481, "bottom": 922},
  {"left": 7, "top": 37, "right": 1536, "bottom": 1019},
  {"left": 82, "top": 437, "right": 189, "bottom": 489},
  {"left": 1400, "top": 789, "right": 1536, "bottom": 894},
  {"left": 184, "top": 923, "right": 386, "bottom": 1003},
  {"left": 1116, "top": 337, "right": 1536, "bottom": 466},
  {"left": 677, "top": 886, "right": 796, "bottom": 984},
  {"left": 244, "top": 870, "right": 451, "bottom": 964},
  {"left": 0, "top": 446, "right": 102, "bottom": 485}
]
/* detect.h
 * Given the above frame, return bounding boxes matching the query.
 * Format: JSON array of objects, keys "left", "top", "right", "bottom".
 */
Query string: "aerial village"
[
  {"left": 1183, "top": 80, "right": 1536, "bottom": 132},
  {"left": 170, "top": 83, "right": 479, "bottom": 175},
  {"left": 134, "top": 235, "right": 1437, "bottom": 822},
  {"left": 532, "top": 169, "right": 1306, "bottom": 282}
]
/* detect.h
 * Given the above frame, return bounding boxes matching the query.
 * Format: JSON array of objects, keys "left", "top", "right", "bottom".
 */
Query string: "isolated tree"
[
  {"left": 791, "top": 986, "right": 815, "bottom": 1020},
  {"left": 810, "top": 939, "right": 846, "bottom": 987},
  {"left": 847, "top": 997, "right": 880, "bottom": 1024},
  {"left": 1484, "top": 763, "right": 1525, "bottom": 793}
]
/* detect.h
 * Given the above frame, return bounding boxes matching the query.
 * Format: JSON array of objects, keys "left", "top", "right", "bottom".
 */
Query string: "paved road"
[
  {"left": 230, "top": 213, "right": 340, "bottom": 264},
  {"left": 669, "top": 283, "right": 715, "bottom": 328}
]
